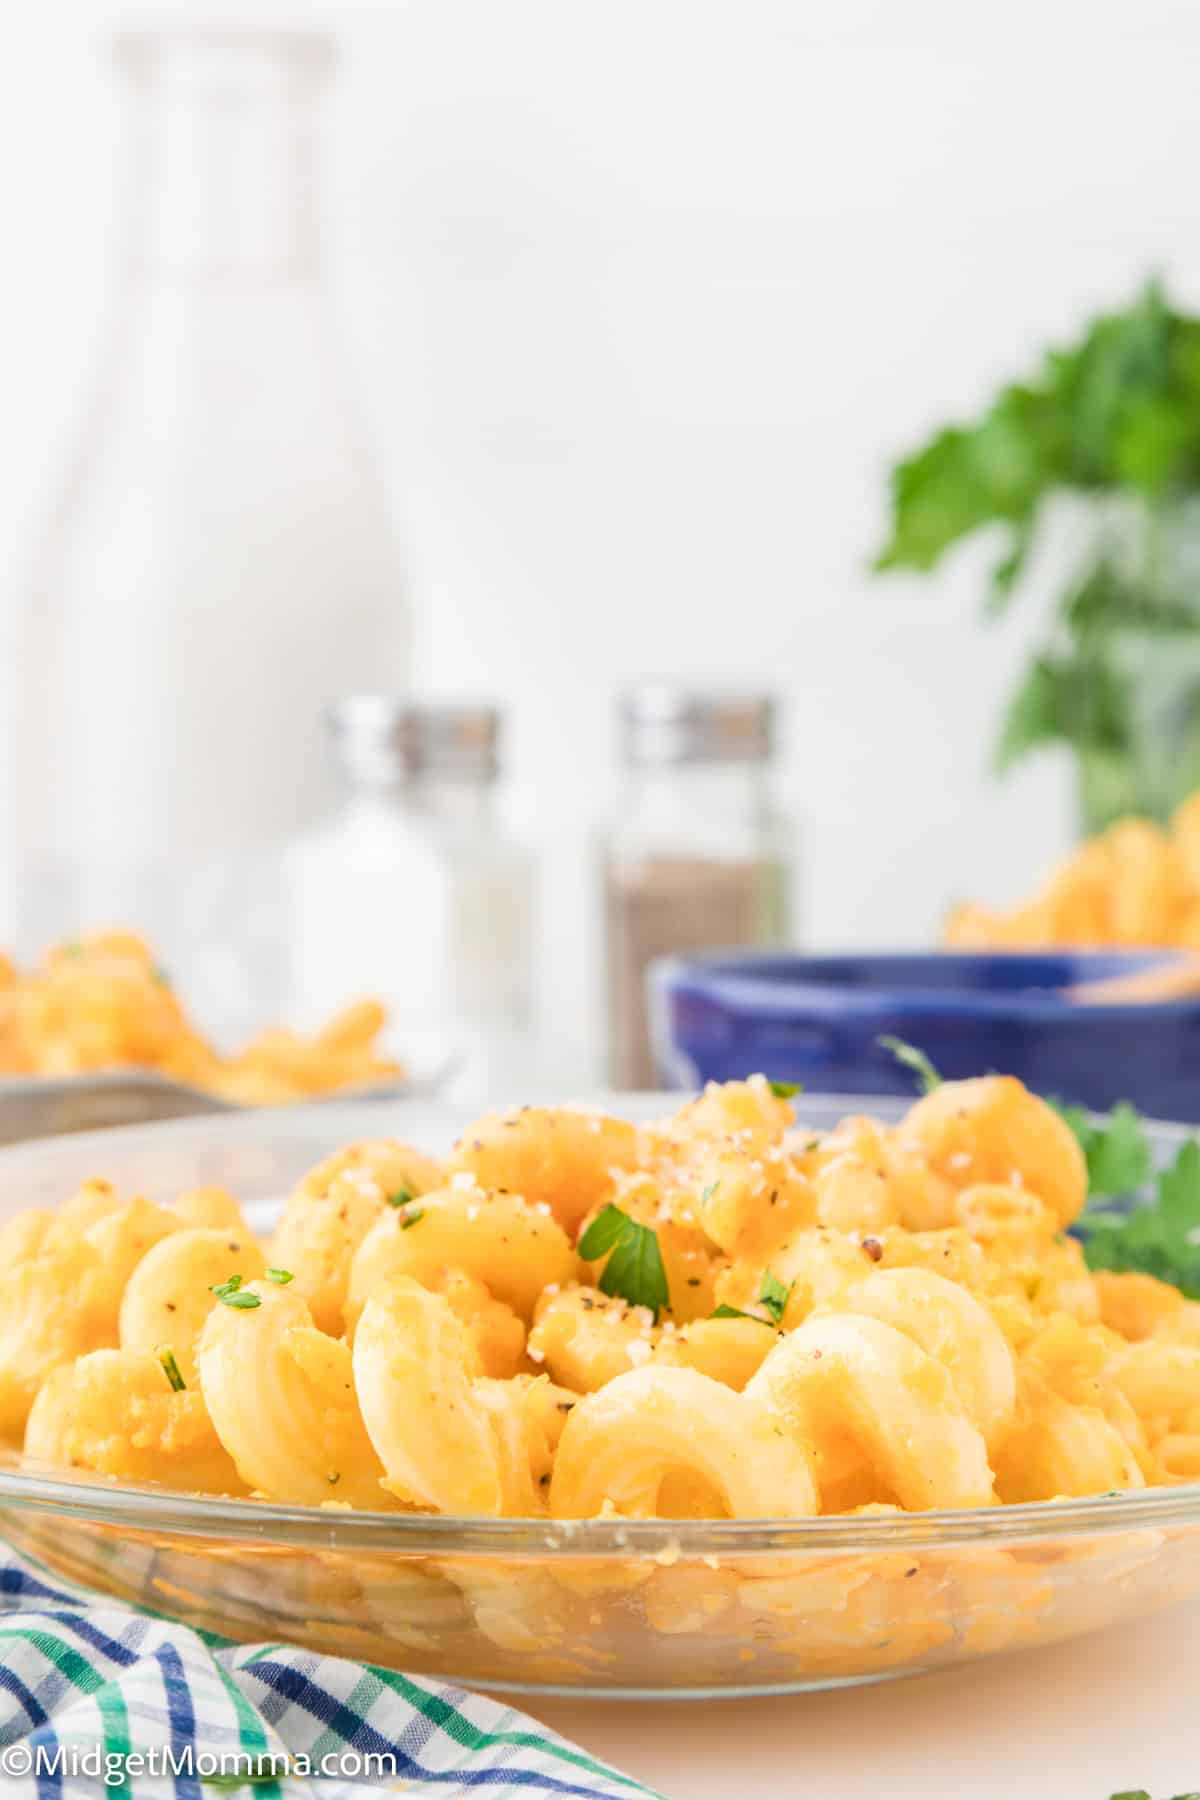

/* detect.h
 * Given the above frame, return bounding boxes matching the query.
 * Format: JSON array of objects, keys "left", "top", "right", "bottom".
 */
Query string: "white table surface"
[{"left": 525, "top": 1598, "right": 1200, "bottom": 1799}]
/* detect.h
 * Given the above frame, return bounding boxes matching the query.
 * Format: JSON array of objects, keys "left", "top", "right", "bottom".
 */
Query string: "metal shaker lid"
[
  {"left": 619, "top": 683, "right": 775, "bottom": 766},
  {"left": 326, "top": 696, "right": 500, "bottom": 783}
]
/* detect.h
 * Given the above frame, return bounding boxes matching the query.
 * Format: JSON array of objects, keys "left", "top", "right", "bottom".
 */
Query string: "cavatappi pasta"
[
  {"left": 12, "top": 1073, "right": 1200, "bottom": 1519},
  {"left": 0, "top": 930, "right": 403, "bottom": 1104},
  {"left": 945, "top": 792, "right": 1200, "bottom": 949}
]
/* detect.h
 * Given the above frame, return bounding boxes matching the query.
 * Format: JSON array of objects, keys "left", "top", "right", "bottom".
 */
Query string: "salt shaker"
[
  {"left": 286, "top": 698, "right": 533, "bottom": 1094},
  {"left": 603, "top": 686, "right": 795, "bottom": 1088}
]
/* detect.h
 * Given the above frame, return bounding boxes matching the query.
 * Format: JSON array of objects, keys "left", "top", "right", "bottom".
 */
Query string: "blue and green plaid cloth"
[{"left": 0, "top": 1543, "right": 659, "bottom": 1797}]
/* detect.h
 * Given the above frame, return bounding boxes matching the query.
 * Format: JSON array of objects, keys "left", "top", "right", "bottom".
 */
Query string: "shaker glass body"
[{"left": 604, "top": 759, "right": 794, "bottom": 1089}]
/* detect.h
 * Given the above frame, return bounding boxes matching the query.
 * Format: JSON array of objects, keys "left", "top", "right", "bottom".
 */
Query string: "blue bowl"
[{"left": 650, "top": 949, "right": 1200, "bottom": 1121}]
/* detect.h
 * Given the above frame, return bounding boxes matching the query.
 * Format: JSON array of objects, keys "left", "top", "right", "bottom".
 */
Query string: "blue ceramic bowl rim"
[{"left": 651, "top": 947, "right": 1199, "bottom": 1020}]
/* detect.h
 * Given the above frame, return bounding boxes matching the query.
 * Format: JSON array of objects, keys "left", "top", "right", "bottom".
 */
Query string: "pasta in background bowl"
[
  {"left": 0, "top": 1084, "right": 1198, "bottom": 1697},
  {"left": 0, "top": 930, "right": 404, "bottom": 1104}
]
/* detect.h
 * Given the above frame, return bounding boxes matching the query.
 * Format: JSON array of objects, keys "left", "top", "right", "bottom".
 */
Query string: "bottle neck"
[{"left": 118, "top": 32, "right": 329, "bottom": 283}]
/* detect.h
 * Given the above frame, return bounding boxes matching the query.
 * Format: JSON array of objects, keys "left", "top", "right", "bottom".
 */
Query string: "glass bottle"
[
  {"left": 5, "top": 29, "right": 407, "bottom": 1035},
  {"left": 603, "top": 686, "right": 795, "bottom": 1089},
  {"left": 286, "top": 698, "right": 534, "bottom": 1098}
]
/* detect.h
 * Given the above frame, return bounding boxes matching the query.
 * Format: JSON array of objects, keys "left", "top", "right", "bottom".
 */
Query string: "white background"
[{"left": 2, "top": 0, "right": 1197, "bottom": 1062}]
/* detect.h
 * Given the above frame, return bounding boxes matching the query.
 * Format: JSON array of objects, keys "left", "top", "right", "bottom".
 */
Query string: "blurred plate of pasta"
[{"left": 0, "top": 930, "right": 434, "bottom": 1139}]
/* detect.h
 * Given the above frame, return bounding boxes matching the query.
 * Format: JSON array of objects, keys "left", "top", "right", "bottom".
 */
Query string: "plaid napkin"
[{"left": 0, "top": 1542, "right": 659, "bottom": 1798}]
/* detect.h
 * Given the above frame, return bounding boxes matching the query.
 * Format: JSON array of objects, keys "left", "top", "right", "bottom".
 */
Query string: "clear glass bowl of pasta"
[{"left": 0, "top": 1089, "right": 1198, "bottom": 1700}]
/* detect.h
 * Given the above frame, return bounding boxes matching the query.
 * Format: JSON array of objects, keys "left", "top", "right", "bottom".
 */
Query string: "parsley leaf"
[
  {"left": 1082, "top": 1137, "right": 1200, "bottom": 1297},
  {"left": 577, "top": 1203, "right": 629, "bottom": 1259},
  {"left": 157, "top": 1347, "right": 186, "bottom": 1391},
  {"left": 768, "top": 1080, "right": 802, "bottom": 1099},
  {"left": 710, "top": 1273, "right": 792, "bottom": 1328},
  {"left": 878, "top": 1035, "right": 942, "bottom": 1094},
  {"left": 385, "top": 1188, "right": 425, "bottom": 1229},
  {"left": 210, "top": 1275, "right": 262, "bottom": 1311},
  {"left": 710, "top": 1302, "right": 772, "bottom": 1326},
  {"left": 757, "top": 1269, "right": 792, "bottom": 1325},
  {"left": 577, "top": 1203, "right": 670, "bottom": 1320},
  {"left": 1052, "top": 1098, "right": 1153, "bottom": 1195},
  {"left": 265, "top": 1267, "right": 294, "bottom": 1285},
  {"left": 1056, "top": 1101, "right": 1200, "bottom": 1298}
]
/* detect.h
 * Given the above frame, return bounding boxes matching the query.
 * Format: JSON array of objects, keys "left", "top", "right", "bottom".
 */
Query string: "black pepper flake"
[
  {"left": 905, "top": 1566, "right": 918, "bottom": 1577},
  {"left": 861, "top": 1236, "right": 883, "bottom": 1263}
]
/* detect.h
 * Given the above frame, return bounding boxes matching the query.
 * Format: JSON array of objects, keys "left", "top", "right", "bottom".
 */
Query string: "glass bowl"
[{"left": 0, "top": 1095, "right": 1197, "bottom": 1700}]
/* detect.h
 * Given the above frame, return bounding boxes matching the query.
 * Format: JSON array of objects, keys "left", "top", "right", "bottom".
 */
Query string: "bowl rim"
[
  {"left": 651, "top": 946, "right": 1200, "bottom": 1020},
  {"left": 1, "top": 1449, "right": 1198, "bottom": 1556}
]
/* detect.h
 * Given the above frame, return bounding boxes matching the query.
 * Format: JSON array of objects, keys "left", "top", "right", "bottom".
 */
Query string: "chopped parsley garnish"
[
  {"left": 210, "top": 1275, "right": 261, "bottom": 1310},
  {"left": 265, "top": 1267, "right": 294, "bottom": 1285},
  {"left": 878, "top": 1035, "right": 942, "bottom": 1093},
  {"left": 157, "top": 1347, "right": 186, "bottom": 1391},
  {"left": 385, "top": 1188, "right": 423, "bottom": 1228},
  {"left": 1050, "top": 1098, "right": 1152, "bottom": 1195},
  {"left": 700, "top": 1181, "right": 720, "bottom": 1206},
  {"left": 1055, "top": 1101, "right": 1200, "bottom": 1297},
  {"left": 757, "top": 1268, "right": 793, "bottom": 1326},
  {"left": 577, "top": 1203, "right": 670, "bottom": 1320},
  {"left": 768, "top": 1080, "right": 802, "bottom": 1099},
  {"left": 711, "top": 1268, "right": 793, "bottom": 1328}
]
